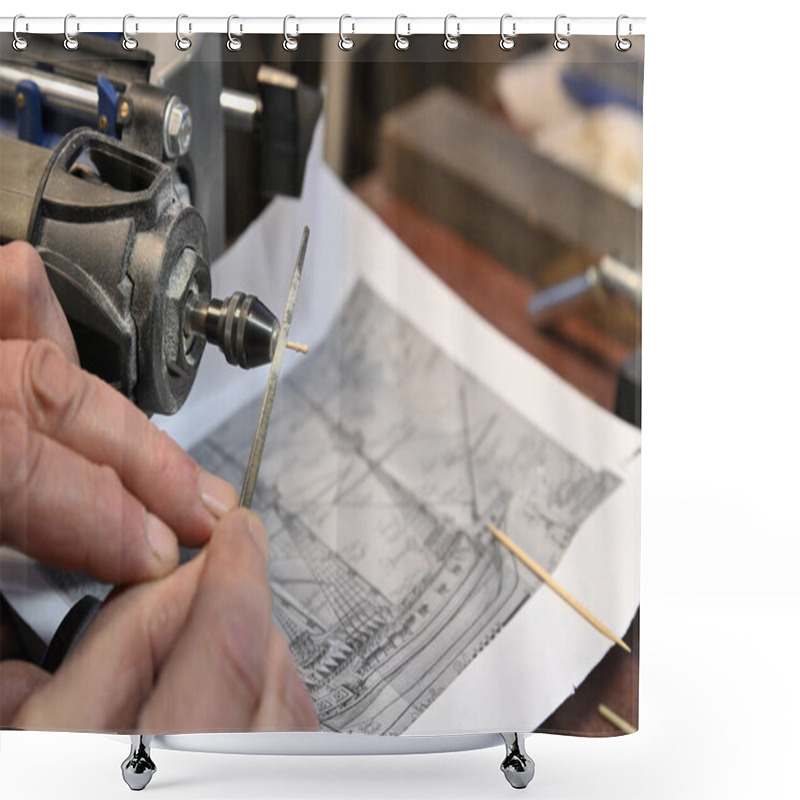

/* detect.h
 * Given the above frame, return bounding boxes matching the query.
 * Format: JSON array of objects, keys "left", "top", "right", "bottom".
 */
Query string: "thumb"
[{"left": 0, "top": 660, "right": 50, "bottom": 726}]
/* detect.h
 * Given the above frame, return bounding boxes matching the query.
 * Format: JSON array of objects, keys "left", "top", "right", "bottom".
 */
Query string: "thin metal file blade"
[{"left": 239, "top": 226, "right": 310, "bottom": 508}]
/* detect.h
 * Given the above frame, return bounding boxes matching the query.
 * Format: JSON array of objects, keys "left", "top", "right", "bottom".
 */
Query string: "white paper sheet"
[{"left": 1, "top": 129, "right": 640, "bottom": 736}]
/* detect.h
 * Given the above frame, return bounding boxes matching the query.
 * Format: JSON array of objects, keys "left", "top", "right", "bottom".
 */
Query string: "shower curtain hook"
[
  {"left": 227, "top": 15, "right": 242, "bottom": 51},
  {"left": 616, "top": 15, "right": 632, "bottom": 51},
  {"left": 395, "top": 14, "right": 410, "bottom": 50},
  {"left": 444, "top": 14, "right": 460, "bottom": 51},
  {"left": 554, "top": 14, "right": 570, "bottom": 51},
  {"left": 122, "top": 15, "right": 138, "bottom": 50},
  {"left": 12, "top": 15, "right": 28, "bottom": 51},
  {"left": 63, "top": 14, "right": 79, "bottom": 51},
  {"left": 283, "top": 15, "right": 299, "bottom": 51},
  {"left": 500, "top": 14, "right": 516, "bottom": 50},
  {"left": 175, "top": 14, "right": 192, "bottom": 50},
  {"left": 339, "top": 14, "right": 355, "bottom": 51}
]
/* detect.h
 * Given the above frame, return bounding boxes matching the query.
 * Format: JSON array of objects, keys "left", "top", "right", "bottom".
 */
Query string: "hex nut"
[{"left": 163, "top": 98, "right": 193, "bottom": 158}]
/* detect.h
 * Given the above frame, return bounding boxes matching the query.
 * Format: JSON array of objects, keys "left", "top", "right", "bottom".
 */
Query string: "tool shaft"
[{"left": 239, "top": 227, "right": 310, "bottom": 508}]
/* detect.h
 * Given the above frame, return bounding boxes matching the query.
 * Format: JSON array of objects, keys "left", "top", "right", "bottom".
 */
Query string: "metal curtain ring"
[
  {"left": 339, "top": 14, "right": 354, "bottom": 51},
  {"left": 616, "top": 14, "right": 632, "bottom": 51},
  {"left": 12, "top": 15, "right": 28, "bottom": 51},
  {"left": 395, "top": 15, "right": 410, "bottom": 50},
  {"left": 500, "top": 14, "right": 516, "bottom": 50},
  {"left": 227, "top": 15, "right": 242, "bottom": 51},
  {"left": 175, "top": 14, "right": 192, "bottom": 51},
  {"left": 63, "top": 14, "right": 79, "bottom": 51},
  {"left": 444, "top": 14, "right": 460, "bottom": 51},
  {"left": 122, "top": 15, "right": 138, "bottom": 50},
  {"left": 554, "top": 14, "right": 570, "bottom": 51},
  {"left": 283, "top": 15, "right": 299, "bottom": 51}
]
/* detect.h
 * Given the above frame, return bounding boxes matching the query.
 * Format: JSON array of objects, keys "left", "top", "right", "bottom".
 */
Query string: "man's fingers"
[
  {"left": 0, "top": 660, "right": 51, "bottom": 727},
  {"left": 11, "top": 552, "right": 206, "bottom": 732},
  {"left": 137, "top": 511, "right": 272, "bottom": 733},
  {"left": 9, "top": 513, "right": 316, "bottom": 734},
  {"left": 0, "top": 241, "right": 80, "bottom": 364},
  {"left": 0, "top": 339, "right": 237, "bottom": 547},
  {"left": 0, "top": 408, "right": 180, "bottom": 583},
  {"left": 254, "top": 623, "right": 319, "bottom": 731}
]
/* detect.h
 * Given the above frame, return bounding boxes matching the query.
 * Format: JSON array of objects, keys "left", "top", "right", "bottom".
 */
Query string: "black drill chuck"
[{"left": 187, "top": 291, "right": 280, "bottom": 369}]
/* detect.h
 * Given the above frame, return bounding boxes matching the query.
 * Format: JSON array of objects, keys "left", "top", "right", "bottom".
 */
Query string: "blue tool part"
[
  {"left": 15, "top": 79, "right": 45, "bottom": 145},
  {"left": 97, "top": 76, "right": 119, "bottom": 138},
  {"left": 561, "top": 72, "right": 643, "bottom": 114}
]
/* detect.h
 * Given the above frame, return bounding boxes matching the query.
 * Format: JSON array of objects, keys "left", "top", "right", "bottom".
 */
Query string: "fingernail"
[
  {"left": 29, "top": 340, "right": 71, "bottom": 411},
  {"left": 198, "top": 470, "right": 238, "bottom": 518},
  {"left": 145, "top": 513, "right": 178, "bottom": 568}
]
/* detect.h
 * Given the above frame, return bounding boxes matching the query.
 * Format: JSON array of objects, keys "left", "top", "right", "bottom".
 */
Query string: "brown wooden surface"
[{"left": 353, "top": 172, "right": 639, "bottom": 736}]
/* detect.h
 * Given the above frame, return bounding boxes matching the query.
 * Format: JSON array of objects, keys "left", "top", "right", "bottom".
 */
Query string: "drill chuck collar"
[{"left": 187, "top": 291, "right": 279, "bottom": 370}]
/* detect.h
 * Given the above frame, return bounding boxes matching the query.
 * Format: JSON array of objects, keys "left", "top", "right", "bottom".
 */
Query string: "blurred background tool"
[{"left": 527, "top": 255, "right": 641, "bottom": 327}]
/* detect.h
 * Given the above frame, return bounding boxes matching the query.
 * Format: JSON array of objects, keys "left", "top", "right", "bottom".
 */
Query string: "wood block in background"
[{"left": 379, "top": 86, "right": 642, "bottom": 277}]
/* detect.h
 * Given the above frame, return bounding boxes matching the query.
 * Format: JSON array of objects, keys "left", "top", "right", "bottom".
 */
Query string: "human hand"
[
  {"left": 0, "top": 241, "right": 239, "bottom": 582},
  {"left": 3, "top": 509, "right": 319, "bottom": 732},
  {"left": 0, "top": 242, "right": 318, "bottom": 731},
  {"left": 1, "top": 239, "right": 238, "bottom": 717}
]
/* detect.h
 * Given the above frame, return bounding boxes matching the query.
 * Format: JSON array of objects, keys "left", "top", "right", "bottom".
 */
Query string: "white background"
[{"left": 2, "top": 1, "right": 799, "bottom": 798}]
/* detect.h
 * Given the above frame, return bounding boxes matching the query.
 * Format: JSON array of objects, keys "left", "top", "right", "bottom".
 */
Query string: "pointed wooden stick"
[
  {"left": 486, "top": 522, "right": 631, "bottom": 653},
  {"left": 598, "top": 704, "right": 636, "bottom": 734}
]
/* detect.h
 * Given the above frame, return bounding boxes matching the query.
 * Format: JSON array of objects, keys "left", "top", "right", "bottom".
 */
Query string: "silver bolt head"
[{"left": 164, "top": 100, "right": 192, "bottom": 158}]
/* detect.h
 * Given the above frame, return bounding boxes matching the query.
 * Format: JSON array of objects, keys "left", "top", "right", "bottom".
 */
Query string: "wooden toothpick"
[
  {"left": 287, "top": 341, "right": 309, "bottom": 354},
  {"left": 598, "top": 704, "right": 636, "bottom": 734},
  {"left": 485, "top": 522, "right": 631, "bottom": 653}
]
